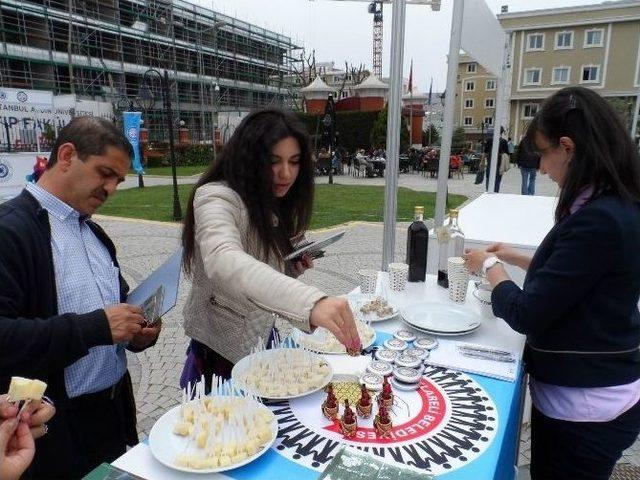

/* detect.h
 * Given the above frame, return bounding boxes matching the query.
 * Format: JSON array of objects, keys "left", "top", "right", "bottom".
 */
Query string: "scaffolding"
[{"left": 0, "top": 0, "right": 302, "bottom": 141}]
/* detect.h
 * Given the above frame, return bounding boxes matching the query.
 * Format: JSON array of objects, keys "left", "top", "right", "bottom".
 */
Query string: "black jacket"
[
  {"left": 0, "top": 190, "right": 125, "bottom": 400},
  {"left": 492, "top": 194, "right": 640, "bottom": 387},
  {"left": 517, "top": 148, "right": 540, "bottom": 169}
]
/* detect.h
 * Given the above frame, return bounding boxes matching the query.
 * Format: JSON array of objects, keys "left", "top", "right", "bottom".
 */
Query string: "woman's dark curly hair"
[{"left": 182, "top": 108, "right": 314, "bottom": 274}]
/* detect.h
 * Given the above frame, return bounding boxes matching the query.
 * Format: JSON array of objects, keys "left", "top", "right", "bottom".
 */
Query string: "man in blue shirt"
[{"left": 0, "top": 117, "right": 162, "bottom": 478}]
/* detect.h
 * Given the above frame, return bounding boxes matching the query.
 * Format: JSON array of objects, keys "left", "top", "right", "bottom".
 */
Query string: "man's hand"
[
  {"left": 129, "top": 319, "right": 162, "bottom": 351},
  {"left": 104, "top": 304, "right": 145, "bottom": 343},
  {"left": 310, "top": 297, "right": 361, "bottom": 352}
]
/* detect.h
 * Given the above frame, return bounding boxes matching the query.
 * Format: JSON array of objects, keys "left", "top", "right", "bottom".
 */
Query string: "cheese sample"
[{"left": 7, "top": 377, "right": 47, "bottom": 402}]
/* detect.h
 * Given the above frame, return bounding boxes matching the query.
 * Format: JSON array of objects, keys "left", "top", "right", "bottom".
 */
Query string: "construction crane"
[
  {"left": 310, "top": 0, "right": 440, "bottom": 79},
  {"left": 368, "top": 2, "right": 384, "bottom": 78}
]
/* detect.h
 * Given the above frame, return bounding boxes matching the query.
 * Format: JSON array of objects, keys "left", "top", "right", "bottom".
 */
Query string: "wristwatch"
[{"left": 482, "top": 256, "right": 502, "bottom": 276}]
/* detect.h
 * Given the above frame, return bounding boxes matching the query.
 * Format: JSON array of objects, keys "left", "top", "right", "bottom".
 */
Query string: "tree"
[
  {"left": 422, "top": 124, "right": 440, "bottom": 146},
  {"left": 370, "top": 106, "right": 410, "bottom": 152},
  {"left": 607, "top": 97, "right": 634, "bottom": 132},
  {"left": 287, "top": 49, "right": 317, "bottom": 111}
]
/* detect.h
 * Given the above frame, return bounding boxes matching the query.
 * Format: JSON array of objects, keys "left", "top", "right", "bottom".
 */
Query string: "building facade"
[
  {"left": 0, "top": 0, "right": 300, "bottom": 141},
  {"left": 453, "top": 53, "right": 498, "bottom": 142},
  {"left": 454, "top": 1, "right": 640, "bottom": 144}
]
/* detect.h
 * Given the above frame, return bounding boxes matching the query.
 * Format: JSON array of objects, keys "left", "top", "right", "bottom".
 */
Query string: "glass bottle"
[
  {"left": 437, "top": 209, "right": 465, "bottom": 288},
  {"left": 406, "top": 206, "right": 428, "bottom": 282}
]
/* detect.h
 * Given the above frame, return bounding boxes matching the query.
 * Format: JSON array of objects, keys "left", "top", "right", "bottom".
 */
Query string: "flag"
[
  {"left": 428, "top": 77, "right": 433, "bottom": 106},
  {"left": 408, "top": 59, "right": 413, "bottom": 94},
  {"left": 123, "top": 111, "right": 144, "bottom": 174}
]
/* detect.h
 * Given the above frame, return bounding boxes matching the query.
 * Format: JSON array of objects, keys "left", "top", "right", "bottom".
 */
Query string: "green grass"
[
  {"left": 99, "top": 184, "right": 467, "bottom": 228},
  {"left": 129, "top": 166, "right": 207, "bottom": 177}
]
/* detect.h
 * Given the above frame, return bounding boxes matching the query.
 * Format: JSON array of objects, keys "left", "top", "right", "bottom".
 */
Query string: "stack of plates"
[{"left": 400, "top": 302, "right": 481, "bottom": 336}]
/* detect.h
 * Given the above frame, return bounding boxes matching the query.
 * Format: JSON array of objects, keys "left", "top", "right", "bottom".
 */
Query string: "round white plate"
[
  {"left": 402, "top": 320, "right": 480, "bottom": 337},
  {"left": 347, "top": 294, "right": 399, "bottom": 323},
  {"left": 148, "top": 398, "right": 277, "bottom": 474},
  {"left": 401, "top": 302, "right": 482, "bottom": 334},
  {"left": 293, "top": 324, "right": 376, "bottom": 355},
  {"left": 231, "top": 349, "right": 333, "bottom": 400}
]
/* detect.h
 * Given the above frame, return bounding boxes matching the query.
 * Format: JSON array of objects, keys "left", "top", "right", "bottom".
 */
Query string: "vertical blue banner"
[{"left": 123, "top": 111, "right": 144, "bottom": 174}]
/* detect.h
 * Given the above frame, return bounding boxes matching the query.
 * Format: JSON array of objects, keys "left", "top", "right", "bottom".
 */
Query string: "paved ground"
[{"left": 104, "top": 168, "right": 638, "bottom": 478}]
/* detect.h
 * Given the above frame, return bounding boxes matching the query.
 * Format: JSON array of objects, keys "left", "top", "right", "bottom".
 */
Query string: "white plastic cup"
[
  {"left": 357, "top": 269, "right": 378, "bottom": 295},
  {"left": 473, "top": 281, "right": 495, "bottom": 318},
  {"left": 388, "top": 263, "right": 409, "bottom": 291},
  {"left": 447, "top": 257, "right": 470, "bottom": 303}
]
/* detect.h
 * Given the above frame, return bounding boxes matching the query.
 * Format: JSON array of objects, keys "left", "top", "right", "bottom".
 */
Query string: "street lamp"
[
  {"left": 212, "top": 83, "right": 220, "bottom": 162},
  {"left": 139, "top": 68, "right": 183, "bottom": 221},
  {"left": 322, "top": 94, "right": 336, "bottom": 185}
]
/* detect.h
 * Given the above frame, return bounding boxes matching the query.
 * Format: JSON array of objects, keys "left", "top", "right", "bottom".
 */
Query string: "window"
[
  {"left": 486, "top": 79, "right": 496, "bottom": 91},
  {"left": 464, "top": 99, "right": 474, "bottom": 108},
  {"left": 552, "top": 67, "right": 570, "bottom": 84},
  {"left": 581, "top": 65, "right": 600, "bottom": 83},
  {"left": 526, "top": 33, "right": 544, "bottom": 51},
  {"left": 523, "top": 104, "right": 539, "bottom": 119},
  {"left": 584, "top": 28, "right": 604, "bottom": 47},
  {"left": 555, "top": 31, "right": 573, "bottom": 49},
  {"left": 465, "top": 80, "right": 475, "bottom": 92},
  {"left": 467, "top": 63, "right": 477, "bottom": 73},
  {"left": 464, "top": 117, "right": 474, "bottom": 126},
  {"left": 485, "top": 98, "right": 495, "bottom": 108},
  {"left": 483, "top": 116, "right": 493, "bottom": 126},
  {"left": 524, "top": 68, "right": 542, "bottom": 85}
]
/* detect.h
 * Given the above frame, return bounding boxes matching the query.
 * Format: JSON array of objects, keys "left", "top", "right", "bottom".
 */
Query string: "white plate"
[
  {"left": 231, "top": 348, "right": 333, "bottom": 399},
  {"left": 148, "top": 398, "right": 277, "bottom": 474},
  {"left": 403, "top": 321, "right": 480, "bottom": 337},
  {"left": 293, "top": 323, "right": 376, "bottom": 355},
  {"left": 347, "top": 294, "right": 399, "bottom": 323},
  {"left": 401, "top": 302, "right": 482, "bottom": 334}
]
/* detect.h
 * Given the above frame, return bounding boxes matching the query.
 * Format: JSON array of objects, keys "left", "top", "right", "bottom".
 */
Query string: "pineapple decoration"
[
  {"left": 356, "top": 383, "right": 373, "bottom": 418},
  {"left": 339, "top": 400, "right": 358, "bottom": 438},
  {"left": 377, "top": 376, "right": 394, "bottom": 409},
  {"left": 374, "top": 404, "right": 393, "bottom": 438},
  {"left": 321, "top": 383, "right": 339, "bottom": 420}
]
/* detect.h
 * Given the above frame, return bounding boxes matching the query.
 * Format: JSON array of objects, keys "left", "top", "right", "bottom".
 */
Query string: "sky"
[{"left": 197, "top": 0, "right": 606, "bottom": 93}]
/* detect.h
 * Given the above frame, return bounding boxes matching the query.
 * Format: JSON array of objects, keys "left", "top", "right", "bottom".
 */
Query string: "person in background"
[
  {"left": 464, "top": 86, "right": 640, "bottom": 480},
  {"left": 181, "top": 108, "right": 361, "bottom": 389},
  {"left": 507, "top": 136, "right": 515, "bottom": 158},
  {"left": 517, "top": 139, "right": 541, "bottom": 196},
  {"left": 0, "top": 117, "right": 161, "bottom": 478},
  {"left": 484, "top": 133, "right": 509, "bottom": 192}
]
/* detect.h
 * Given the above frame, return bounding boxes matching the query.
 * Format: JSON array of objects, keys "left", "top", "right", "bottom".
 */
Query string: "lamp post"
[
  {"left": 140, "top": 69, "right": 183, "bottom": 221},
  {"left": 322, "top": 94, "right": 336, "bottom": 185},
  {"left": 212, "top": 83, "right": 220, "bottom": 162}
]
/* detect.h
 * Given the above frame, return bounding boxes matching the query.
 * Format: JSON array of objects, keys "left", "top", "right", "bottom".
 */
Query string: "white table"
[
  {"left": 428, "top": 192, "right": 557, "bottom": 285},
  {"left": 111, "top": 274, "right": 526, "bottom": 480}
]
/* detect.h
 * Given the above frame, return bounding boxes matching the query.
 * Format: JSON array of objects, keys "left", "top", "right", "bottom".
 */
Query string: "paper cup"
[
  {"left": 357, "top": 269, "right": 378, "bottom": 294},
  {"left": 473, "top": 281, "right": 495, "bottom": 318},
  {"left": 388, "top": 262, "right": 408, "bottom": 291},
  {"left": 447, "top": 257, "right": 469, "bottom": 303}
]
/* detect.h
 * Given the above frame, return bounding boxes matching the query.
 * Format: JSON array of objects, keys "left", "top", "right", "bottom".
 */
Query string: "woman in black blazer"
[{"left": 464, "top": 86, "right": 640, "bottom": 480}]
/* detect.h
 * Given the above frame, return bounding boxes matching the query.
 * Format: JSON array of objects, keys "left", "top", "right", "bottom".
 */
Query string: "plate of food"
[
  {"left": 347, "top": 294, "right": 399, "bottom": 323},
  {"left": 293, "top": 321, "right": 376, "bottom": 354},
  {"left": 232, "top": 348, "right": 333, "bottom": 400},
  {"left": 148, "top": 395, "right": 277, "bottom": 473}
]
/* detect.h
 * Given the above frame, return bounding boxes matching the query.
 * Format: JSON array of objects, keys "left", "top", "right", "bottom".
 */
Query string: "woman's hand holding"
[
  {"left": 0, "top": 396, "right": 36, "bottom": 480},
  {"left": 291, "top": 253, "right": 314, "bottom": 278},
  {"left": 486, "top": 243, "right": 531, "bottom": 270},
  {"left": 462, "top": 248, "right": 493, "bottom": 275},
  {"left": 310, "top": 297, "right": 361, "bottom": 352}
]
